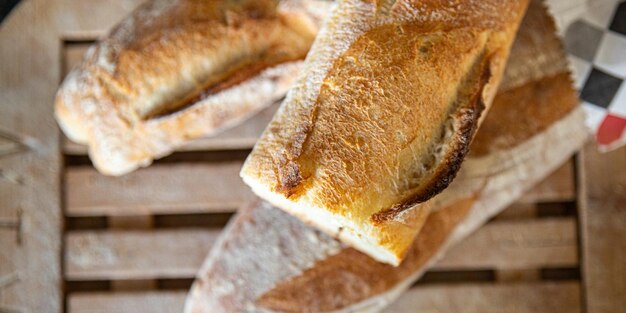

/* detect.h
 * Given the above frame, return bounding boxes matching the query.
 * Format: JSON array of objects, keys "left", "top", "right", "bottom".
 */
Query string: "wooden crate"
[{"left": 1, "top": 1, "right": 624, "bottom": 312}]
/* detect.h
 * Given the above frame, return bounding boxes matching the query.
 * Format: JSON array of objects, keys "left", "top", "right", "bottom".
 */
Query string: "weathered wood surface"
[
  {"left": 67, "top": 282, "right": 581, "bottom": 313},
  {"left": 0, "top": 1, "right": 145, "bottom": 311},
  {"left": 69, "top": 291, "right": 187, "bottom": 313},
  {"left": 65, "top": 162, "right": 255, "bottom": 216},
  {"left": 65, "top": 229, "right": 220, "bottom": 280},
  {"left": 436, "top": 218, "right": 578, "bottom": 270},
  {"left": 387, "top": 282, "right": 581, "bottom": 313},
  {"left": 1, "top": 2, "right": 64, "bottom": 312},
  {"left": 65, "top": 159, "right": 576, "bottom": 217},
  {"left": 64, "top": 218, "right": 578, "bottom": 281},
  {"left": 579, "top": 144, "right": 626, "bottom": 313}
]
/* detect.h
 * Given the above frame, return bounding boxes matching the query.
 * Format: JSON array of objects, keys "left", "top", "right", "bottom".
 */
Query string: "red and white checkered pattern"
[{"left": 554, "top": 0, "right": 626, "bottom": 151}]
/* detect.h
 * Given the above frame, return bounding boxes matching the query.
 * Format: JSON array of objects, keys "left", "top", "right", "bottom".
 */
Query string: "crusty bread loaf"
[
  {"left": 187, "top": 100, "right": 586, "bottom": 312},
  {"left": 241, "top": 0, "right": 530, "bottom": 265},
  {"left": 55, "top": 0, "right": 331, "bottom": 176},
  {"left": 187, "top": 2, "right": 588, "bottom": 311}
]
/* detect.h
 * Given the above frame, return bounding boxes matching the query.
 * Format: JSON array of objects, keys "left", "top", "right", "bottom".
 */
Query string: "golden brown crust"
[
  {"left": 187, "top": 2, "right": 588, "bottom": 311},
  {"left": 252, "top": 69, "right": 586, "bottom": 313},
  {"left": 370, "top": 51, "right": 491, "bottom": 224},
  {"left": 108, "top": 1, "right": 313, "bottom": 121},
  {"left": 241, "top": 0, "right": 530, "bottom": 265},
  {"left": 55, "top": 0, "right": 330, "bottom": 175}
]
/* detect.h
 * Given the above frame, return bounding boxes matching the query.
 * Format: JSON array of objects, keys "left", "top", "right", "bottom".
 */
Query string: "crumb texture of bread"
[
  {"left": 241, "top": 0, "right": 530, "bottom": 265},
  {"left": 55, "top": 0, "right": 331, "bottom": 175}
]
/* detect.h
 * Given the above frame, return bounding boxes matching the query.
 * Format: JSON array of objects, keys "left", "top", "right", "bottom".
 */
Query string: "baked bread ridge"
[
  {"left": 55, "top": 0, "right": 332, "bottom": 176},
  {"left": 428, "top": 72, "right": 579, "bottom": 211},
  {"left": 241, "top": 0, "right": 530, "bottom": 265}
]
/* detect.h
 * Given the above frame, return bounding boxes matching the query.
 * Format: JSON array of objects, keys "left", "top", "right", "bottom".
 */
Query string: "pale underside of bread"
[
  {"left": 187, "top": 1, "right": 588, "bottom": 311},
  {"left": 241, "top": 0, "right": 530, "bottom": 265},
  {"left": 54, "top": 0, "right": 331, "bottom": 176}
]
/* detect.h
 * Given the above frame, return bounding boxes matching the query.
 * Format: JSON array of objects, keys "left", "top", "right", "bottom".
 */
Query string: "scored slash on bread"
[
  {"left": 54, "top": 0, "right": 331, "bottom": 176},
  {"left": 186, "top": 1, "right": 588, "bottom": 311},
  {"left": 241, "top": 0, "right": 531, "bottom": 266}
]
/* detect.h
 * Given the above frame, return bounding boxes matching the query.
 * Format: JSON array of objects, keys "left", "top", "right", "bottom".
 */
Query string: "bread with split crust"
[
  {"left": 241, "top": 0, "right": 530, "bottom": 265},
  {"left": 55, "top": 0, "right": 331, "bottom": 175}
]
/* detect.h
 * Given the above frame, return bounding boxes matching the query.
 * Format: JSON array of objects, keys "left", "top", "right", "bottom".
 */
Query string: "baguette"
[
  {"left": 55, "top": 0, "right": 330, "bottom": 176},
  {"left": 241, "top": 0, "right": 530, "bottom": 265},
  {"left": 187, "top": 2, "right": 588, "bottom": 311}
]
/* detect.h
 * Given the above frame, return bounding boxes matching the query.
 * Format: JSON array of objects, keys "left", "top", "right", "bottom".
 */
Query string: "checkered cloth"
[{"left": 560, "top": 0, "right": 626, "bottom": 151}]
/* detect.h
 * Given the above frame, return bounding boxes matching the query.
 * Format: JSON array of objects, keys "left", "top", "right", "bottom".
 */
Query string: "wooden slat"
[
  {"left": 436, "top": 218, "right": 577, "bottom": 270},
  {"left": 66, "top": 158, "right": 576, "bottom": 217},
  {"left": 65, "top": 162, "right": 255, "bottom": 216},
  {"left": 57, "top": 1, "right": 144, "bottom": 36},
  {"left": 65, "top": 229, "right": 220, "bottom": 280},
  {"left": 387, "top": 282, "right": 581, "bottom": 313},
  {"left": 67, "top": 282, "right": 581, "bottom": 313},
  {"left": 518, "top": 160, "right": 575, "bottom": 203},
  {"left": 1, "top": 1, "right": 64, "bottom": 312},
  {"left": 107, "top": 215, "right": 155, "bottom": 291},
  {"left": 580, "top": 144, "right": 626, "bottom": 201},
  {"left": 579, "top": 144, "right": 626, "bottom": 313},
  {"left": 65, "top": 218, "right": 577, "bottom": 281},
  {"left": 69, "top": 291, "right": 186, "bottom": 313}
]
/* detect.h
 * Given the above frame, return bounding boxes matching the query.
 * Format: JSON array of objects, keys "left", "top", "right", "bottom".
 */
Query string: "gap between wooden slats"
[
  {"left": 66, "top": 282, "right": 580, "bottom": 313},
  {"left": 65, "top": 160, "right": 576, "bottom": 217},
  {"left": 64, "top": 218, "right": 578, "bottom": 281}
]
